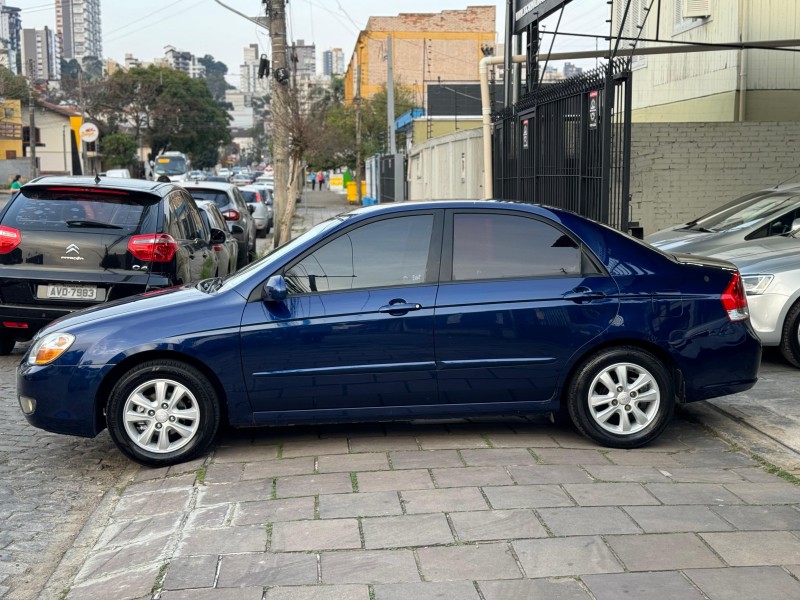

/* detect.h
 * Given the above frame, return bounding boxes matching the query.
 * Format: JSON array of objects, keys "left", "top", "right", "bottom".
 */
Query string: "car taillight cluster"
[
  {"left": 127, "top": 234, "right": 178, "bottom": 262},
  {"left": 0, "top": 226, "right": 21, "bottom": 254},
  {"left": 721, "top": 271, "right": 749, "bottom": 322},
  {"left": 222, "top": 210, "right": 240, "bottom": 221}
]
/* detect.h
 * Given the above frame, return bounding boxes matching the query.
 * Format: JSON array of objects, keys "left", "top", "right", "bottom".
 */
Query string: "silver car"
[
  {"left": 646, "top": 184, "right": 800, "bottom": 255},
  {"left": 704, "top": 235, "right": 800, "bottom": 367},
  {"left": 239, "top": 185, "right": 271, "bottom": 237}
]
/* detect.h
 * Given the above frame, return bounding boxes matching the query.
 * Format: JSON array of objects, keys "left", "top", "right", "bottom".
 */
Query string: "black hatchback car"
[{"left": 0, "top": 176, "right": 225, "bottom": 353}]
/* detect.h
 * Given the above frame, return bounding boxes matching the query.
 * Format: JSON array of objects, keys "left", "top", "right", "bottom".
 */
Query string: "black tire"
[
  {"left": 236, "top": 242, "right": 249, "bottom": 268},
  {"left": 779, "top": 302, "right": 800, "bottom": 368},
  {"left": 257, "top": 226, "right": 267, "bottom": 238},
  {"left": 106, "top": 360, "right": 220, "bottom": 467},
  {"left": 0, "top": 334, "right": 15, "bottom": 356},
  {"left": 566, "top": 346, "right": 674, "bottom": 449}
]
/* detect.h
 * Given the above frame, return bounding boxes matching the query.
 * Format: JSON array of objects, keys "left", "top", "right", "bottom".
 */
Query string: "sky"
[{"left": 15, "top": 0, "right": 610, "bottom": 85}]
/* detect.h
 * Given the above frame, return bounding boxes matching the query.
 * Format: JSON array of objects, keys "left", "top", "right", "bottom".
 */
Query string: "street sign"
[
  {"left": 522, "top": 119, "right": 529, "bottom": 149},
  {"left": 588, "top": 91, "right": 599, "bottom": 130},
  {"left": 78, "top": 122, "right": 99, "bottom": 143}
]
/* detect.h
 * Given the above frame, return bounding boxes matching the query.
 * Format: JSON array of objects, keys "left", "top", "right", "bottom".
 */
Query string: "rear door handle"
[{"left": 379, "top": 301, "right": 423, "bottom": 315}]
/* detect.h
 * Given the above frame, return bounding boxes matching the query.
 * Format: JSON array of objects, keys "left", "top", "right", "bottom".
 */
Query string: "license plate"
[{"left": 37, "top": 284, "right": 104, "bottom": 301}]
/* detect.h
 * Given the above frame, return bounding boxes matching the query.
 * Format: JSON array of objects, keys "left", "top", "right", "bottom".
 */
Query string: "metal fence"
[{"left": 492, "top": 59, "right": 633, "bottom": 232}]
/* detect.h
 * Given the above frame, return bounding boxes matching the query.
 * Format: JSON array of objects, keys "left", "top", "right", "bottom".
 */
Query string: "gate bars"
[{"left": 492, "top": 59, "right": 633, "bottom": 232}]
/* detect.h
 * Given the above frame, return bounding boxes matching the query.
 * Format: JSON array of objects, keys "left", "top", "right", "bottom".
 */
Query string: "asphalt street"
[{"left": 0, "top": 190, "right": 798, "bottom": 599}]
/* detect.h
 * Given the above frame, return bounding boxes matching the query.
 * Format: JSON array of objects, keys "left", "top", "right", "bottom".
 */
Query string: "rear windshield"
[
  {"left": 3, "top": 187, "right": 159, "bottom": 234},
  {"left": 688, "top": 193, "right": 800, "bottom": 232},
  {"left": 187, "top": 190, "right": 230, "bottom": 209},
  {"left": 240, "top": 190, "right": 258, "bottom": 203}
]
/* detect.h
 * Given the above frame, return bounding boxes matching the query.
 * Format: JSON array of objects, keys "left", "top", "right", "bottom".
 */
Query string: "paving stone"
[
  {"left": 604, "top": 451, "right": 683, "bottom": 467},
  {"left": 281, "top": 438, "right": 350, "bottom": 457},
  {"left": 76, "top": 534, "right": 172, "bottom": 582},
  {"left": 200, "top": 463, "right": 246, "bottom": 484},
  {"left": 459, "top": 449, "right": 538, "bottom": 466},
  {"left": 506, "top": 465, "right": 593, "bottom": 484},
  {"left": 177, "top": 525, "right": 268, "bottom": 556},
  {"left": 197, "top": 479, "right": 272, "bottom": 506},
  {"left": 605, "top": 533, "right": 725, "bottom": 571},
  {"left": 112, "top": 488, "right": 192, "bottom": 520},
  {"left": 548, "top": 431, "right": 607, "bottom": 449},
  {"left": 402, "top": 487, "right": 489, "bottom": 513},
  {"left": 731, "top": 467, "right": 784, "bottom": 483},
  {"left": 483, "top": 431, "right": 560, "bottom": 448},
  {"left": 233, "top": 497, "right": 316, "bottom": 525},
  {"left": 672, "top": 451, "right": 756, "bottom": 468},
  {"left": 66, "top": 564, "right": 162, "bottom": 600},
  {"left": 483, "top": 484, "right": 574, "bottom": 509},
  {"left": 362, "top": 514, "right": 454, "bottom": 549},
  {"left": 417, "top": 433, "right": 490, "bottom": 450},
  {"left": 645, "top": 483, "right": 745, "bottom": 505},
  {"left": 417, "top": 543, "right": 522, "bottom": 580},
  {"left": 431, "top": 466, "right": 514, "bottom": 487},
  {"left": 512, "top": 536, "right": 623, "bottom": 577},
  {"left": 163, "top": 555, "right": 218, "bottom": 590},
  {"left": 319, "top": 491, "right": 402, "bottom": 518},
  {"left": 685, "top": 566, "right": 800, "bottom": 600},
  {"left": 125, "top": 474, "right": 198, "bottom": 494},
  {"left": 710, "top": 505, "right": 800, "bottom": 531},
  {"left": 657, "top": 468, "right": 746, "bottom": 483},
  {"left": 583, "top": 571, "right": 706, "bottom": 600},
  {"left": 582, "top": 465, "right": 671, "bottom": 483},
  {"left": 275, "top": 473, "right": 353, "bottom": 497},
  {"left": 699, "top": 531, "right": 800, "bottom": 565},
  {"left": 271, "top": 519, "right": 361, "bottom": 551},
  {"left": 349, "top": 437, "right": 420, "bottom": 453},
  {"left": 357, "top": 469, "right": 434, "bottom": 492},
  {"left": 95, "top": 512, "right": 184, "bottom": 549},
  {"left": 320, "top": 550, "right": 420, "bottom": 584},
  {"left": 217, "top": 552, "right": 318, "bottom": 587},
  {"left": 538, "top": 507, "right": 641, "bottom": 536},
  {"left": 185, "top": 505, "right": 231, "bottom": 530},
  {"left": 374, "top": 581, "right": 481, "bottom": 600},
  {"left": 532, "top": 448, "right": 611, "bottom": 464},
  {"left": 449, "top": 509, "right": 547, "bottom": 541},
  {"left": 265, "top": 585, "right": 370, "bottom": 600},
  {"left": 317, "top": 453, "right": 390, "bottom": 473},
  {"left": 723, "top": 482, "right": 800, "bottom": 504},
  {"left": 389, "top": 450, "right": 463, "bottom": 469},
  {"left": 161, "top": 589, "right": 264, "bottom": 600},
  {"left": 623, "top": 505, "right": 733, "bottom": 533},
  {"left": 479, "top": 578, "right": 592, "bottom": 600},
  {"left": 242, "top": 457, "right": 316, "bottom": 479},
  {"left": 212, "top": 443, "right": 280, "bottom": 463},
  {"left": 563, "top": 483, "right": 660, "bottom": 506}
]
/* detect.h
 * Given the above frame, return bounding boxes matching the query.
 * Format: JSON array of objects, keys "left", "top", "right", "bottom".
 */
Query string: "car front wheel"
[
  {"left": 779, "top": 302, "right": 800, "bottom": 368},
  {"left": 566, "top": 346, "right": 674, "bottom": 449},
  {"left": 106, "top": 360, "right": 220, "bottom": 467}
]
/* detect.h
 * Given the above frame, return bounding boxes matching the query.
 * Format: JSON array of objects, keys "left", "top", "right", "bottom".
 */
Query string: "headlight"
[
  {"left": 741, "top": 274, "right": 774, "bottom": 296},
  {"left": 27, "top": 332, "right": 75, "bottom": 365}
]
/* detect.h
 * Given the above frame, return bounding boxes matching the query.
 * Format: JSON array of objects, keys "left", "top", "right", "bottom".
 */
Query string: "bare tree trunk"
[
  {"left": 269, "top": 0, "right": 290, "bottom": 248},
  {"left": 278, "top": 151, "right": 303, "bottom": 243}
]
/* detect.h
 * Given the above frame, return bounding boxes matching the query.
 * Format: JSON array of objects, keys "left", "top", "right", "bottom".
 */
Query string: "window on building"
[
  {"left": 615, "top": 0, "right": 648, "bottom": 69},
  {"left": 673, "top": 0, "right": 711, "bottom": 35}
]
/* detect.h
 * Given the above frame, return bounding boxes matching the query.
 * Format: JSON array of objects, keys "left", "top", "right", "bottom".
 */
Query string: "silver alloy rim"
[
  {"left": 587, "top": 362, "right": 661, "bottom": 435},
  {"left": 122, "top": 378, "right": 201, "bottom": 454}
]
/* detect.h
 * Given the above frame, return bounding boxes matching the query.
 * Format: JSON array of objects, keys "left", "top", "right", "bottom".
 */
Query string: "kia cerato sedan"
[{"left": 18, "top": 201, "right": 761, "bottom": 467}]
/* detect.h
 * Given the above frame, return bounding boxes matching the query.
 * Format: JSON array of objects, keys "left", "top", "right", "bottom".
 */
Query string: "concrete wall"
[
  {"left": 630, "top": 121, "right": 800, "bottom": 234},
  {"left": 408, "top": 128, "right": 484, "bottom": 200},
  {"left": 0, "top": 159, "right": 33, "bottom": 186}
]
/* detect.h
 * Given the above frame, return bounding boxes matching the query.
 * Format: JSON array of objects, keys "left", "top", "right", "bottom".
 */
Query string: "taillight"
[
  {"left": 127, "top": 234, "right": 178, "bottom": 262},
  {"left": 256, "top": 193, "right": 262, "bottom": 204},
  {"left": 0, "top": 226, "right": 21, "bottom": 254},
  {"left": 222, "top": 210, "right": 240, "bottom": 221},
  {"left": 721, "top": 271, "right": 749, "bottom": 322}
]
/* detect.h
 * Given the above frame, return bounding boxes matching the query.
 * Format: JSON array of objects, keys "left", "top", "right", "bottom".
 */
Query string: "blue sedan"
[{"left": 17, "top": 201, "right": 761, "bottom": 466}]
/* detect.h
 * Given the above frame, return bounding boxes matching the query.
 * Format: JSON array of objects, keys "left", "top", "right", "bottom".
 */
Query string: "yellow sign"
[
  {"left": 329, "top": 175, "right": 344, "bottom": 187},
  {"left": 157, "top": 158, "right": 170, "bottom": 163}
]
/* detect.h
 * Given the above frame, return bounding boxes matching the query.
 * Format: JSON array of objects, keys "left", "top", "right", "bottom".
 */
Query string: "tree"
[
  {"left": 101, "top": 133, "right": 137, "bottom": 169},
  {"left": 197, "top": 54, "right": 234, "bottom": 104},
  {"left": 0, "top": 66, "right": 30, "bottom": 104}
]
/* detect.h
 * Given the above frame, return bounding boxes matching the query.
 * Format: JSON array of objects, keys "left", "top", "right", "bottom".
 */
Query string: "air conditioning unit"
[{"left": 682, "top": 0, "right": 711, "bottom": 18}]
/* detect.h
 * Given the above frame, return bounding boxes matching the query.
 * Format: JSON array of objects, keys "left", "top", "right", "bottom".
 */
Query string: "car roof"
[
  {"left": 26, "top": 175, "right": 172, "bottom": 194},
  {"left": 181, "top": 181, "right": 237, "bottom": 191}
]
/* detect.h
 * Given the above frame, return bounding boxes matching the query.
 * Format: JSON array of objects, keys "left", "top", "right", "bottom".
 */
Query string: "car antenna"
[
  {"left": 774, "top": 171, "right": 800, "bottom": 188},
  {"left": 94, "top": 172, "right": 101, "bottom": 184}
]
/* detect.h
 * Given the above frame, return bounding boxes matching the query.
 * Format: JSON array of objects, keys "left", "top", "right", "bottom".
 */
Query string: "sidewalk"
[{"left": 44, "top": 195, "right": 800, "bottom": 600}]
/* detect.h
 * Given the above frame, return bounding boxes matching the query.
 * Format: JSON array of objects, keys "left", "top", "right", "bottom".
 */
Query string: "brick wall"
[
  {"left": 366, "top": 6, "right": 495, "bottom": 33},
  {"left": 631, "top": 122, "right": 800, "bottom": 234}
]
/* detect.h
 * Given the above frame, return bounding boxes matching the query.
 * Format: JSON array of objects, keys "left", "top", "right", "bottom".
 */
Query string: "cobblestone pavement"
[{"left": 3, "top": 191, "right": 800, "bottom": 599}]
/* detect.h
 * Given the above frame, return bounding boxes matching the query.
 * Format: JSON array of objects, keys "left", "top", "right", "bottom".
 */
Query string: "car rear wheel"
[
  {"left": 106, "top": 360, "right": 220, "bottom": 467},
  {"left": 566, "top": 347, "right": 674, "bottom": 449},
  {"left": 0, "top": 334, "right": 15, "bottom": 355},
  {"left": 780, "top": 302, "right": 800, "bottom": 368}
]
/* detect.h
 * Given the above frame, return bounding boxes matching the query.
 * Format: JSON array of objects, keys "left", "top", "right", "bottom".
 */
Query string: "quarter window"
[
  {"left": 285, "top": 215, "right": 434, "bottom": 294},
  {"left": 452, "top": 214, "right": 581, "bottom": 280}
]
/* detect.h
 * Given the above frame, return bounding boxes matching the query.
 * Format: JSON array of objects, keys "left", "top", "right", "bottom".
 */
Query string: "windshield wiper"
[{"left": 65, "top": 220, "right": 124, "bottom": 229}]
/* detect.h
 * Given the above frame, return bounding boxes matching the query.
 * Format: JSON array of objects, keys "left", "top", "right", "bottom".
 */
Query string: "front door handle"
[
  {"left": 563, "top": 287, "right": 606, "bottom": 303},
  {"left": 379, "top": 300, "right": 423, "bottom": 315}
]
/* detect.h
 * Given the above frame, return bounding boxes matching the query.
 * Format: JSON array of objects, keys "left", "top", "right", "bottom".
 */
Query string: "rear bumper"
[{"left": 0, "top": 304, "right": 77, "bottom": 339}]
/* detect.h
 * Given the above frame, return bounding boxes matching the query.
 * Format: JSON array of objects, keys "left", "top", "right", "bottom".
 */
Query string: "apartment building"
[{"left": 56, "top": 0, "right": 101, "bottom": 61}]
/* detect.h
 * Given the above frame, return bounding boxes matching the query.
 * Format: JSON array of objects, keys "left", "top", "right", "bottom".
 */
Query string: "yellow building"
[
  {"left": 345, "top": 6, "right": 496, "bottom": 104},
  {"left": 0, "top": 99, "right": 24, "bottom": 160}
]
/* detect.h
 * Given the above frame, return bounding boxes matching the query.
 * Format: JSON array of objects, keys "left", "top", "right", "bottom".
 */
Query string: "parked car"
[
  {"left": 205, "top": 176, "right": 228, "bottom": 183},
  {"left": 195, "top": 200, "right": 239, "bottom": 276},
  {"left": 645, "top": 184, "right": 800, "bottom": 254},
  {"left": 0, "top": 175, "right": 226, "bottom": 353},
  {"left": 240, "top": 185, "right": 271, "bottom": 237},
  {"left": 187, "top": 170, "right": 206, "bottom": 182},
  {"left": 181, "top": 181, "right": 256, "bottom": 268},
  {"left": 231, "top": 173, "right": 254, "bottom": 187},
  {"left": 217, "top": 168, "right": 232, "bottom": 180},
  {"left": 105, "top": 168, "right": 131, "bottom": 178},
  {"left": 18, "top": 201, "right": 760, "bottom": 466}
]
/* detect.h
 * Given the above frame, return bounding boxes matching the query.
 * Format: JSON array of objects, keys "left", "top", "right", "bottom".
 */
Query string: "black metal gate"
[{"left": 492, "top": 59, "right": 632, "bottom": 232}]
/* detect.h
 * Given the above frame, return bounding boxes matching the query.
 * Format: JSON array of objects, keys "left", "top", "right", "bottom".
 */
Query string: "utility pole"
[
  {"left": 27, "top": 59, "right": 37, "bottom": 177},
  {"left": 355, "top": 62, "right": 362, "bottom": 205},
  {"left": 267, "top": 0, "right": 291, "bottom": 247},
  {"left": 386, "top": 35, "right": 396, "bottom": 154}
]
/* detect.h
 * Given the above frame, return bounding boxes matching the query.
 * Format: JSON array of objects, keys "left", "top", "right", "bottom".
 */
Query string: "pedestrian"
[
  {"left": 310, "top": 170, "right": 317, "bottom": 191},
  {"left": 317, "top": 171, "right": 324, "bottom": 190},
  {"left": 10, "top": 174, "right": 21, "bottom": 190}
]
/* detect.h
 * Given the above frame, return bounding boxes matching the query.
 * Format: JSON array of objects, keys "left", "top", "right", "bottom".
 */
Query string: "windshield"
[
  {"left": 154, "top": 156, "right": 188, "bottom": 176},
  {"left": 187, "top": 190, "right": 230, "bottom": 209},
  {"left": 687, "top": 193, "right": 800, "bottom": 232}
]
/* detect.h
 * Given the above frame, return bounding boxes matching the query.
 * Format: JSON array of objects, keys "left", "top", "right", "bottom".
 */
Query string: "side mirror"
[
  {"left": 247, "top": 204, "right": 255, "bottom": 214},
  {"left": 791, "top": 218, "right": 800, "bottom": 236},
  {"left": 209, "top": 228, "right": 226, "bottom": 244},
  {"left": 262, "top": 274, "right": 287, "bottom": 302}
]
